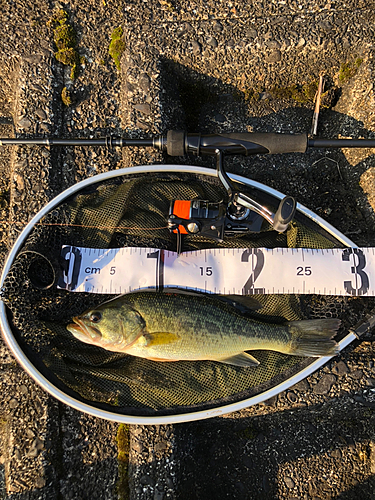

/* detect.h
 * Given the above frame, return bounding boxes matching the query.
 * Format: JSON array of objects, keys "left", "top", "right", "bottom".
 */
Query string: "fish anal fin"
[
  {"left": 145, "top": 332, "right": 180, "bottom": 347},
  {"left": 217, "top": 352, "right": 260, "bottom": 368}
]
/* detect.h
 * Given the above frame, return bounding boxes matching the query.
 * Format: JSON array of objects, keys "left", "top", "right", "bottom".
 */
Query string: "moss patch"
[
  {"left": 116, "top": 424, "right": 130, "bottom": 500},
  {"left": 269, "top": 81, "right": 318, "bottom": 104},
  {"left": 61, "top": 87, "right": 72, "bottom": 106},
  {"left": 49, "top": 9, "right": 80, "bottom": 80},
  {"left": 339, "top": 58, "right": 363, "bottom": 83},
  {"left": 109, "top": 27, "right": 125, "bottom": 71},
  {"left": 244, "top": 80, "right": 338, "bottom": 108},
  {"left": 237, "top": 425, "right": 259, "bottom": 440}
]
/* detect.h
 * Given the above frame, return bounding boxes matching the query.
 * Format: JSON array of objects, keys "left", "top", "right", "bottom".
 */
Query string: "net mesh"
[{"left": 2, "top": 171, "right": 373, "bottom": 416}]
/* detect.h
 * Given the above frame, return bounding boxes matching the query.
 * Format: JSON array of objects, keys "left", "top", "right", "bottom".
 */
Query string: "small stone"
[
  {"left": 35, "top": 476, "right": 46, "bottom": 488},
  {"left": 262, "top": 395, "right": 277, "bottom": 406},
  {"left": 27, "top": 446, "right": 39, "bottom": 458},
  {"left": 32, "top": 183, "right": 44, "bottom": 193},
  {"left": 165, "top": 477, "right": 174, "bottom": 489},
  {"left": 246, "top": 28, "right": 258, "bottom": 38},
  {"left": 154, "top": 490, "right": 164, "bottom": 500},
  {"left": 350, "top": 369, "right": 363, "bottom": 380},
  {"left": 286, "top": 391, "right": 298, "bottom": 403},
  {"left": 19, "top": 384, "right": 28, "bottom": 395},
  {"left": 34, "top": 437, "right": 45, "bottom": 450},
  {"left": 265, "top": 50, "right": 281, "bottom": 63},
  {"left": 155, "top": 441, "right": 168, "bottom": 453},
  {"left": 18, "top": 117, "right": 32, "bottom": 130},
  {"left": 134, "top": 103, "right": 151, "bottom": 115},
  {"left": 136, "top": 119, "right": 149, "bottom": 130},
  {"left": 284, "top": 476, "right": 295, "bottom": 489},
  {"left": 265, "top": 40, "right": 281, "bottom": 49},
  {"left": 296, "top": 38, "right": 306, "bottom": 48},
  {"left": 191, "top": 41, "right": 201, "bottom": 54},
  {"left": 313, "top": 374, "right": 336, "bottom": 395},
  {"left": 14, "top": 160, "right": 27, "bottom": 169},
  {"left": 332, "top": 361, "right": 349, "bottom": 376},
  {"left": 35, "top": 108, "right": 47, "bottom": 121},
  {"left": 330, "top": 448, "right": 342, "bottom": 459},
  {"left": 207, "top": 36, "right": 218, "bottom": 48},
  {"left": 132, "top": 439, "right": 144, "bottom": 454},
  {"left": 213, "top": 21, "right": 223, "bottom": 32},
  {"left": 30, "top": 83, "right": 44, "bottom": 92},
  {"left": 25, "top": 428, "right": 35, "bottom": 439},
  {"left": 14, "top": 174, "right": 24, "bottom": 191},
  {"left": 9, "top": 398, "right": 18, "bottom": 409},
  {"left": 366, "top": 377, "right": 375, "bottom": 386},
  {"left": 139, "top": 74, "right": 151, "bottom": 92},
  {"left": 23, "top": 54, "right": 43, "bottom": 64},
  {"left": 214, "top": 113, "right": 225, "bottom": 123},
  {"left": 353, "top": 394, "right": 365, "bottom": 404},
  {"left": 293, "top": 379, "right": 309, "bottom": 392},
  {"left": 140, "top": 475, "right": 155, "bottom": 487}
]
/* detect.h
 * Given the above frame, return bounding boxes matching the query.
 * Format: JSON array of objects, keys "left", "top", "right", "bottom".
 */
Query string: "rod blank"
[{"left": 1, "top": 133, "right": 375, "bottom": 154}]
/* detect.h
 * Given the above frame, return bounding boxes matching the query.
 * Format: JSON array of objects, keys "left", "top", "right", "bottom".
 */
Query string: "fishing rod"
[
  {"left": 1, "top": 131, "right": 375, "bottom": 154},
  {"left": 2, "top": 130, "right": 375, "bottom": 252}
]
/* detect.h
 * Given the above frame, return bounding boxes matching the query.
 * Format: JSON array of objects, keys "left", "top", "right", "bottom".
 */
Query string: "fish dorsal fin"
[
  {"left": 145, "top": 332, "right": 180, "bottom": 347},
  {"left": 218, "top": 352, "right": 260, "bottom": 367}
]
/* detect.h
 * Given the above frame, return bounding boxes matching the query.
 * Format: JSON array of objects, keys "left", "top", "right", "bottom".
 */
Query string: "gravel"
[{"left": 1, "top": 1, "right": 375, "bottom": 499}]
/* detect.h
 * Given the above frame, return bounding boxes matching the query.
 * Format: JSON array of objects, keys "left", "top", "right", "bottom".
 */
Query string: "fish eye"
[{"left": 89, "top": 312, "right": 102, "bottom": 323}]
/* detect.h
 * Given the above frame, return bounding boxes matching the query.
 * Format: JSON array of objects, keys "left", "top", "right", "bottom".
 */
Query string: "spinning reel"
[{"left": 166, "top": 144, "right": 296, "bottom": 252}]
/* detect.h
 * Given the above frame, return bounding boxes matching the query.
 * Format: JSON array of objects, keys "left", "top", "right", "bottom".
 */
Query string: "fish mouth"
[{"left": 67, "top": 317, "right": 102, "bottom": 342}]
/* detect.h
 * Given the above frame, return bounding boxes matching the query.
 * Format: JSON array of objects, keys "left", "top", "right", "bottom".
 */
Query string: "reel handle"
[
  {"left": 166, "top": 130, "right": 308, "bottom": 156},
  {"left": 273, "top": 196, "right": 296, "bottom": 232}
]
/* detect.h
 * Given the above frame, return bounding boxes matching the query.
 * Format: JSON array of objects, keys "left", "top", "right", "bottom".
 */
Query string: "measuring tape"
[{"left": 57, "top": 245, "right": 374, "bottom": 297}]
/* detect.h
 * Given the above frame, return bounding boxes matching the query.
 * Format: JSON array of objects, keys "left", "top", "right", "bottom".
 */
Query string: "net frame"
[{"left": 0, "top": 165, "right": 357, "bottom": 424}]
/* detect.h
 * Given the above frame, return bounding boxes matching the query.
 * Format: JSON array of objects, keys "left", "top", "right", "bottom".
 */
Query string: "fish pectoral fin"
[
  {"left": 145, "top": 332, "right": 180, "bottom": 347},
  {"left": 217, "top": 352, "right": 260, "bottom": 368}
]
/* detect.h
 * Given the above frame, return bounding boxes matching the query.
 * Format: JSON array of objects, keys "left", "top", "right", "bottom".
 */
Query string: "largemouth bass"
[{"left": 67, "top": 291, "right": 340, "bottom": 367}]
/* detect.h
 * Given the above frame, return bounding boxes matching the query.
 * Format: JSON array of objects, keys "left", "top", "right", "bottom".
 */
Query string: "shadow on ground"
[{"left": 173, "top": 397, "right": 375, "bottom": 500}]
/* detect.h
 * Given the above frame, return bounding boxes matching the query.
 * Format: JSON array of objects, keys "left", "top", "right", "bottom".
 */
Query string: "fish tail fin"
[{"left": 287, "top": 319, "right": 340, "bottom": 357}]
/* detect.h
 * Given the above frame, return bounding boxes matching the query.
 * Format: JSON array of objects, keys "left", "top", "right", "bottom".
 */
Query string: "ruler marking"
[
  {"left": 62, "top": 245, "right": 375, "bottom": 297},
  {"left": 353, "top": 248, "right": 359, "bottom": 297}
]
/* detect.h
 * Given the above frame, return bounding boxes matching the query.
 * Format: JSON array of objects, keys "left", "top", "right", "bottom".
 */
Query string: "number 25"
[{"left": 296, "top": 266, "right": 312, "bottom": 276}]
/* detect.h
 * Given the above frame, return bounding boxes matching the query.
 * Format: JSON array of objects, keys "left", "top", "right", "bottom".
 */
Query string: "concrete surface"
[{"left": 1, "top": 1, "right": 375, "bottom": 499}]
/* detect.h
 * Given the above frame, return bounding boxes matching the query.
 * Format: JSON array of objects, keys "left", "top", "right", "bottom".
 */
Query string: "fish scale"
[{"left": 67, "top": 290, "right": 341, "bottom": 368}]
